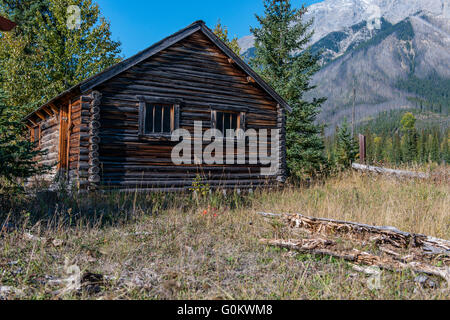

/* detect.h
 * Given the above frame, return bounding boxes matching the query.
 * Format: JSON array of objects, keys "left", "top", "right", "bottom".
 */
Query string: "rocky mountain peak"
[{"left": 238, "top": 0, "right": 448, "bottom": 53}]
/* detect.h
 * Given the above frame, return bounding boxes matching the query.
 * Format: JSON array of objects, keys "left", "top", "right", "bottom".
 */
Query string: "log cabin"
[{"left": 23, "top": 21, "right": 291, "bottom": 192}]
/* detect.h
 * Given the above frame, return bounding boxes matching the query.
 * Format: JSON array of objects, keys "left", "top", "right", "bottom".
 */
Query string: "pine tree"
[
  {"left": 0, "top": 100, "right": 50, "bottom": 187},
  {"left": 392, "top": 132, "right": 402, "bottom": 165},
  {"left": 385, "top": 137, "right": 394, "bottom": 164},
  {"left": 430, "top": 129, "right": 441, "bottom": 163},
  {"left": 213, "top": 20, "right": 241, "bottom": 55},
  {"left": 364, "top": 129, "right": 374, "bottom": 164},
  {"left": 250, "top": 0, "right": 326, "bottom": 180},
  {"left": 326, "top": 128, "right": 338, "bottom": 166},
  {"left": 400, "top": 112, "right": 418, "bottom": 163},
  {"left": 0, "top": 0, "right": 122, "bottom": 117},
  {"left": 335, "top": 119, "right": 358, "bottom": 168},
  {"left": 418, "top": 129, "right": 428, "bottom": 163},
  {"left": 374, "top": 135, "right": 383, "bottom": 163},
  {"left": 443, "top": 130, "right": 450, "bottom": 164}
]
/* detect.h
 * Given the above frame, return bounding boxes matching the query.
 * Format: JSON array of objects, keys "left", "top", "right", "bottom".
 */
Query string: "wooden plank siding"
[{"left": 92, "top": 31, "right": 285, "bottom": 191}]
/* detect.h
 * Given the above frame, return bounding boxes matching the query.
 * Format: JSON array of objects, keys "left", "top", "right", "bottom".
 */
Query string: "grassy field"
[{"left": 0, "top": 169, "right": 449, "bottom": 300}]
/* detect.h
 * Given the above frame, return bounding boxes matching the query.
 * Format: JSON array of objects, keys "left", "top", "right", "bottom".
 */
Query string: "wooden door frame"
[{"left": 58, "top": 102, "right": 71, "bottom": 175}]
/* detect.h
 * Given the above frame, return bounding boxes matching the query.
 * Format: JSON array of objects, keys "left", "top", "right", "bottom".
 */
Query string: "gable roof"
[{"left": 24, "top": 20, "right": 291, "bottom": 123}]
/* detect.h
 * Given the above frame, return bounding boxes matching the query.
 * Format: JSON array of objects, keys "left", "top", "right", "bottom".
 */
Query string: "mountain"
[
  {"left": 238, "top": 0, "right": 446, "bottom": 54},
  {"left": 239, "top": 0, "right": 450, "bottom": 134}
]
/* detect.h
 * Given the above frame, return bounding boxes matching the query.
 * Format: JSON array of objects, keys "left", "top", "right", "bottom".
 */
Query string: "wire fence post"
[{"left": 359, "top": 134, "right": 366, "bottom": 164}]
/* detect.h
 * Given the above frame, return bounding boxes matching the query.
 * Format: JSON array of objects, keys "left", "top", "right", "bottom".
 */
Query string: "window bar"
[
  {"left": 163, "top": 106, "right": 165, "bottom": 133},
  {"left": 153, "top": 106, "right": 156, "bottom": 134},
  {"left": 171, "top": 106, "right": 174, "bottom": 131}
]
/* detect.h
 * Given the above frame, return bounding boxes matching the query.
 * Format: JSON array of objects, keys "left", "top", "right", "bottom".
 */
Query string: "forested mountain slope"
[{"left": 239, "top": 0, "right": 450, "bottom": 134}]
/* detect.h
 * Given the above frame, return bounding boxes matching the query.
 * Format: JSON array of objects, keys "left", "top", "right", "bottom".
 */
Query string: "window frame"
[
  {"left": 138, "top": 96, "right": 181, "bottom": 140},
  {"left": 211, "top": 109, "right": 246, "bottom": 138}
]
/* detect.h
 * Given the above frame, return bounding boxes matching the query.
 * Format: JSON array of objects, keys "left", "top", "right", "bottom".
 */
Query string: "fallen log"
[
  {"left": 260, "top": 238, "right": 450, "bottom": 283},
  {"left": 257, "top": 212, "right": 450, "bottom": 284},
  {"left": 257, "top": 212, "right": 450, "bottom": 255},
  {"left": 352, "top": 163, "right": 429, "bottom": 179}
]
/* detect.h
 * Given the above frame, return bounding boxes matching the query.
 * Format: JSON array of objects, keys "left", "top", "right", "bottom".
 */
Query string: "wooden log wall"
[
  {"left": 68, "top": 95, "right": 90, "bottom": 189},
  {"left": 36, "top": 115, "right": 60, "bottom": 182},
  {"left": 89, "top": 31, "right": 286, "bottom": 191},
  {"left": 277, "top": 105, "right": 287, "bottom": 183}
]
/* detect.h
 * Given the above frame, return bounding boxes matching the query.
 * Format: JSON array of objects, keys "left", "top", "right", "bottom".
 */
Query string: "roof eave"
[
  {"left": 198, "top": 23, "right": 292, "bottom": 113},
  {"left": 23, "top": 85, "right": 81, "bottom": 123},
  {"left": 79, "top": 23, "right": 202, "bottom": 93}
]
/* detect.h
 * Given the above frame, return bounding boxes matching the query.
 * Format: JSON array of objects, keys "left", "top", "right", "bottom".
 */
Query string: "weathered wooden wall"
[
  {"left": 68, "top": 96, "right": 83, "bottom": 185},
  {"left": 36, "top": 115, "right": 60, "bottom": 182},
  {"left": 91, "top": 31, "right": 285, "bottom": 191}
]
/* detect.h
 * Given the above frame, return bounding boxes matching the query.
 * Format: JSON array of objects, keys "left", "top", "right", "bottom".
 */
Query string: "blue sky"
[{"left": 96, "top": 0, "right": 323, "bottom": 58}]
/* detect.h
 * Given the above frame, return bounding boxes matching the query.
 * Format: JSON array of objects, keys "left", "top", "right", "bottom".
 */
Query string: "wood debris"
[{"left": 258, "top": 212, "right": 450, "bottom": 284}]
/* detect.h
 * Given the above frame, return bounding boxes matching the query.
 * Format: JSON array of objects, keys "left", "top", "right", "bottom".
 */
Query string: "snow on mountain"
[{"left": 238, "top": 0, "right": 448, "bottom": 53}]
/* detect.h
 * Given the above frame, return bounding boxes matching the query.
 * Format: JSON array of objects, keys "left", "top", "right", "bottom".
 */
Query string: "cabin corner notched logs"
[
  {"left": 88, "top": 91, "right": 102, "bottom": 190},
  {"left": 73, "top": 91, "right": 102, "bottom": 191}
]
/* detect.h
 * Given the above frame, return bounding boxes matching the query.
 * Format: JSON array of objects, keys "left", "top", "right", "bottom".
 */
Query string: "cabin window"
[
  {"left": 144, "top": 104, "right": 173, "bottom": 135},
  {"left": 138, "top": 98, "right": 181, "bottom": 138},
  {"left": 212, "top": 110, "right": 245, "bottom": 137}
]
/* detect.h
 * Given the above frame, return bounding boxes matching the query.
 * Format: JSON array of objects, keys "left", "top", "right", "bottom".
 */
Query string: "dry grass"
[
  {"left": 257, "top": 170, "right": 449, "bottom": 239},
  {"left": 0, "top": 169, "right": 449, "bottom": 300}
]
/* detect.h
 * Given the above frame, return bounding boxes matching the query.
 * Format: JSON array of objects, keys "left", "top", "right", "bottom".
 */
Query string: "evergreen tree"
[
  {"left": 392, "top": 132, "right": 402, "bottom": 165},
  {"left": 0, "top": 102, "right": 50, "bottom": 187},
  {"left": 385, "top": 137, "right": 394, "bottom": 163},
  {"left": 0, "top": 0, "right": 122, "bottom": 117},
  {"left": 443, "top": 130, "right": 450, "bottom": 164},
  {"left": 418, "top": 129, "right": 428, "bottom": 163},
  {"left": 430, "top": 129, "right": 441, "bottom": 163},
  {"left": 374, "top": 135, "right": 384, "bottom": 163},
  {"left": 326, "top": 127, "right": 339, "bottom": 166},
  {"left": 400, "top": 112, "right": 418, "bottom": 163},
  {"left": 250, "top": 0, "right": 326, "bottom": 179},
  {"left": 335, "top": 119, "right": 358, "bottom": 168},
  {"left": 213, "top": 20, "right": 241, "bottom": 55},
  {"left": 364, "top": 129, "right": 374, "bottom": 164}
]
